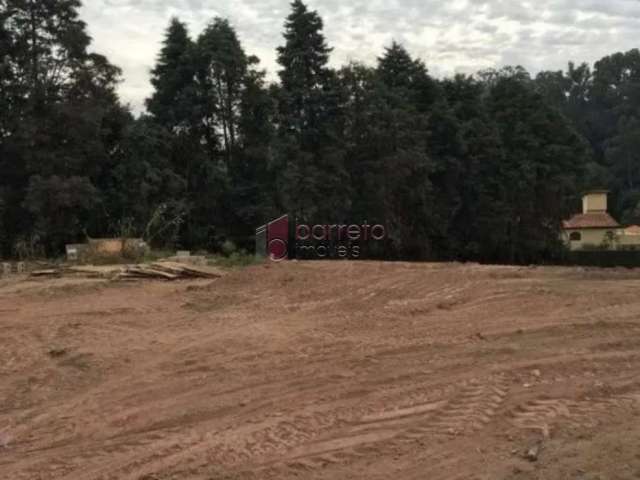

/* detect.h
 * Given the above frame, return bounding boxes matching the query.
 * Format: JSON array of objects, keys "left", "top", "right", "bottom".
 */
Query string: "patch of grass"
[
  {"left": 208, "top": 251, "right": 262, "bottom": 268},
  {"left": 140, "top": 249, "right": 174, "bottom": 263}
]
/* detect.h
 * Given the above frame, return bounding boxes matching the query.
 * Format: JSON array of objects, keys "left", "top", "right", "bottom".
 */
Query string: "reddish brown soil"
[{"left": 1, "top": 261, "right": 640, "bottom": 480}]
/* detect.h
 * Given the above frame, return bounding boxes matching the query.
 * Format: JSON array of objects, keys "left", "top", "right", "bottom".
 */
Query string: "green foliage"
[
  {"left": 487, "top": 70, "right": 589, "bottom": 262},
  {"left": 273, "top": 0, "right": 349, "bottom": 222},
  {"left": 141, "top": 248, "right": 176, "bottom": 264},
  {"left": 146, "top": 18, "right": 197, "bottom": 129},
  {"left": 536, "top": 48, "right": 640, "bottom": 228},
  {"left": 23, "top": 175, "right": 99, "bottom": 253},
  {"left": 221, "top": 240, "right": 237, "bottom": 256},
  {"left": 143, "top": 203, "right": 186, "bottom": 248},
  {"left": 277, "top": 0, "right": 332, "bottom": 116},
  {"left": 2, "top": 0, "right": 638, "bottom": 266},
  {"left": 196, "top": 18, "right": 249, "bottom": 163},
  {"left": 104, "top": 115, "right": 186, "bottom": 236},
  {"left": 0, "top": 0, "right": 126, "bottom": 256},
  {"left": 209, "top": 251, "right": 260, "bottom": 268}
]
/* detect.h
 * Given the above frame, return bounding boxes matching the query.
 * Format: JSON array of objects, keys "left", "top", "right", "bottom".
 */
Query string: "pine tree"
[
  {"left": 196, "top": 18, "right": 249, "bottom": 165},
  {"left": 276, "top": 0, "right": 332, "bottom": 147},
  {"left": 232, "top": 64, "right": 276, "bottom": 238},
  {"left": 366, "top": 43, "right": 439, "bottom": 258},
  {"left": 146, "top": 18, "right": 196, "bottom": 130},
  {"left": 274, "top": 0, "right": 351, "bottom": 221},
  {"left": 195, "top": 17, "right": 275, "bottom": 247}
]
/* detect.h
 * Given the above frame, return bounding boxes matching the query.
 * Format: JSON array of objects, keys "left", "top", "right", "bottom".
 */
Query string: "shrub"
[{"left": 221, "top": 240, "right": 237, "bottom": 256}]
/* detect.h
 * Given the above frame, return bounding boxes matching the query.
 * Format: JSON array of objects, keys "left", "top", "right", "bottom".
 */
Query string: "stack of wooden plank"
[
  {"left": 30, "top": 261, "right": 223, "bottom": 281},
  {"left": 29, "top": 264, "right": 65, "bottom": 278},
  {"left": 118, "top": 262, "right": 223, "bottom": 281},
  {"left": 30, "top": 269, "right": 62, "bottom": 278},
  {"left": 31, "top": 265, "right": 124, "bottom": 279},
  {"left": 68, "top": 265, "right": 124, "bottom": 278}
]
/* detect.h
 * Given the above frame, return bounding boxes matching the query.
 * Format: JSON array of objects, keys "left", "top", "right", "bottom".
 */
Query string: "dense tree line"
[{"left": 0, "top": 0, "right": 638, "bottom": 263}]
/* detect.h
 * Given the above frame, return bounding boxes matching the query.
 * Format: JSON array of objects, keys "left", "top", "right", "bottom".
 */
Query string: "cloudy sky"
[{"left": 79, "top": 0, "right": 640, "bottom": 112}]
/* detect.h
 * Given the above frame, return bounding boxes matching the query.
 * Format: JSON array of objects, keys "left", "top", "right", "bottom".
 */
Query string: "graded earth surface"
[{"left": 1, "top": 261, "right": 640, "bottom": 479}]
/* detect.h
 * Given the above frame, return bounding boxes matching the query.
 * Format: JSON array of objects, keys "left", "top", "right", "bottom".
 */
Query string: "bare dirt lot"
[{"left": 1, "top": 261, "right": 640, "bottom": 480}]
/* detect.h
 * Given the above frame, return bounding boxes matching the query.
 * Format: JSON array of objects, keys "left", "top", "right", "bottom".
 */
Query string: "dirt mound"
[{"left": 1, "top": 261, "right": 640, "bottom": 479}]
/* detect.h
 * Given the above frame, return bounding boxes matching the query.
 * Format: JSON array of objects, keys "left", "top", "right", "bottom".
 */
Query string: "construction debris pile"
[
  {"left": 31, "top": 261, "right": 223, "bottom": 281},
  {"left": 120, "top": 262, "right": 222, "bottom": 280}
]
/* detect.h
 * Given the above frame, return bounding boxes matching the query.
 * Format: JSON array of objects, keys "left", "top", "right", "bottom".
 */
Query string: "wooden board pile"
[
  {"left": 30, "top": 261, "right": 223, "bottom": 281},
  {"left": 31, "top": 265, "right": 122, "bottom": 279},
  {"left": 119, "top": 262, "right": 222, "bottom": 281}
]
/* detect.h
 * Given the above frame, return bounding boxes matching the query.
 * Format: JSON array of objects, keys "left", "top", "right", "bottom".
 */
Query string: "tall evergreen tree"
[
  {"left": 275, "top": 0, "right": 349, "bottom": 221},
  {"left": 196, "top": 18, "right": 250, "bottom": 165},
  {"left": 370, "top": 43, "right": 438, "bottom": 257},
  {"left": 193, "top": 17, "right": 273, "bottom": 248},
  {"left": 276, "top": 0, "right": 332, "bottom": 146},
  {"left": 146, "top": 18, "right": 196, "bottom": 130},
  {"left": 377, "top": 41, "right": 439, "bottom": 112},
  {"left": 231, "top": 62, "right": 277, "bottom": 242}
]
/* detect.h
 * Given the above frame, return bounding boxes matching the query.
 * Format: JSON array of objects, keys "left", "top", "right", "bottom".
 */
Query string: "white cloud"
[{"left": 79, "top": 0, "right": 640, "bottom": 113}]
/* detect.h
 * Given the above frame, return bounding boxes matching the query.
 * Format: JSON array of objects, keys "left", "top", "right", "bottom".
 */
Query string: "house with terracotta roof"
[{"left": 562, "top": 191, "right": 640, "bottom": 251}]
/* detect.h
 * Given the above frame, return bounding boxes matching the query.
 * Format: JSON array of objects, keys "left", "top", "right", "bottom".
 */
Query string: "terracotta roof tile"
[{"left": 562, "top": 213, "right": 620, "bottom": 229}]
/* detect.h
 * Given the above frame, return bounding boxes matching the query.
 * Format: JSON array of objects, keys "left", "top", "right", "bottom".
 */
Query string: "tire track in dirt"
[
  {"left": 54, "top": 371, "right": 380, "bottom": 479},
  {"left": 9, "top": 427, "right": 204, "bottom": 480},
  {"left": 127, "top": 374, "right": 509, "bottom": 478},
  {"left": 511, "top": 392, "right": 640, "bottom": 434},
  {"left": 247, "top": 375, "right": 510, "bottom": 476}
]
